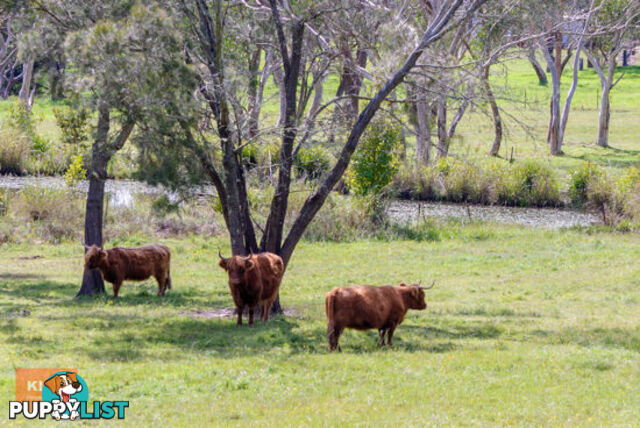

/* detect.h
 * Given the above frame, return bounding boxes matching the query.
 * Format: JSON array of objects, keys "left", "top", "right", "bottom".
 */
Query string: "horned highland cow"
[
  {"left": 325, "top": 282, "right": 433, "bottom": 351},
  {"left": 218, "top": 251, "right": 284, "bottom": 326},
  {"left": 84, "top": 244, "right": 172, "bottom": 298}
]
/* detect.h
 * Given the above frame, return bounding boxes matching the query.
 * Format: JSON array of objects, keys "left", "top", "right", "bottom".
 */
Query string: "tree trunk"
[
  {"left": 48, "top": 57, "right": 64, "bottom": 101},
  {"left": 596, "top": 83, "right": 611, "bottom": 147},
  {"left": 18, "top": 59, "right": 34, "bottom": 104},
  {"left": 77, "top": 105, "right": 111, "bottom": 297},
  {"left": 541, "top": 39, "right": 562, "bottom": 155},
  {"left": 483, "top": 66, "right": 502, "bottom": 156},
  {"left": 528, "top": 49, "right": 548, "bottom": 85},
  {"left": 273, "top": 65, "right": 287, "bottom": 128},
  {"left": 246, "top": 47, "right": 261, "bottom": 139},
  {"left": 415, "top": 97, "right": 431, "bottom": 166},
  {"left": 436, "top": 96, "right": 448, "bottom": 158}
]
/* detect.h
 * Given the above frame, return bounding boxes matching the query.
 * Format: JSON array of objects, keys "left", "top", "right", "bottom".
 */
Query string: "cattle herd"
[{"left": 83, "top": 244, "right": 434, "bottom": 351}]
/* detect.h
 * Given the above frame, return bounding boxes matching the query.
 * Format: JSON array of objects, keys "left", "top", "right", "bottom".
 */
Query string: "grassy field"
[{"left": 1, "top": 223, "right": 639, "bottom": 426}]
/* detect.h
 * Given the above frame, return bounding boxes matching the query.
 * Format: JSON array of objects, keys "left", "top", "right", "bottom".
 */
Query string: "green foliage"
[
  {"left": 9, "top": 186, "right": 82, "bottom": 242},
  {"left": 151, "top": 195, "right": 180, "bottom": 219},
  {"left": 349, "top": 119, "right": 401, "bottom": 195},
  {"left": 6, "top": 100, "right": 50, "bottom": 153},
  {"left": 0, "top": 128, "right": 30, "bottom": 175},
  {"left": 569, "top": 163, "right": 605, "bottom": 207},
  {"left": 241, "top": 145, "right": 259, "bottom": 170},
  {"left": 64, "top": 154, "right": 87, "bottom": 186},
  {"left": 391, "top": 159, "right": 561, "bottom": 207},
  {"left": 294, "top": 146, "right": 331, "bottom": 181},
  {"left": 53, "top": 106, "right": 91, "bottom": 150},
  {"left": 502, "top": 160, "right": 561, "bottom": 207}
]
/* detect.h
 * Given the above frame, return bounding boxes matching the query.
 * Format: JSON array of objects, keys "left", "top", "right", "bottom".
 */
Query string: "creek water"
[{"left": 0, "top": 176, "right": 601, "bottom": 229}]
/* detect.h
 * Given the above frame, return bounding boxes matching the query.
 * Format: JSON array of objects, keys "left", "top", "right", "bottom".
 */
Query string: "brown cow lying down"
[
  {"left": 325, "top": 282, "right": 433, "bottom": 351},
  {"left": 218, "top": 251, "right": 284, "bottom": 326},
  {"left": 84, "top": 244, "right": 172, "bottom": 298}
]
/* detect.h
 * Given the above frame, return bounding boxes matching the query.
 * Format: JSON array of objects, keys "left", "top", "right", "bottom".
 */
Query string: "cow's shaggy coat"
[
  {"left": 325, "top": 283, "right": 427, "bottom": 351},
  {"left": 218, "top": 252, "right": 284, "bottom": 326},
  {"left": 84, "top": 244, "right": 172, "bottom": 297}
]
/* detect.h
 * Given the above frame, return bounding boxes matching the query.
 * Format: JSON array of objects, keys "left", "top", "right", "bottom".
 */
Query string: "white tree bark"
[
  {"left": 540, "top": 40, "right": 562, "bottom": 155},
  {"left": 559, "top": 1, "right": 595, "bottom": 146},
  {"left": 18, "top": 59, "right": 34, "bottom": 106}
]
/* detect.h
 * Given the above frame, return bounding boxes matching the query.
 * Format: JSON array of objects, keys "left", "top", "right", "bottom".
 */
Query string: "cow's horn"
[
  {"left": 243, "top": 254, "right": 252, "bottom": 261},
  {"left": 419, "top": 280, "right": 435, "bottom": 290},
  {"left": 218, "top": 250, "right": 227, "bottom": 260}
]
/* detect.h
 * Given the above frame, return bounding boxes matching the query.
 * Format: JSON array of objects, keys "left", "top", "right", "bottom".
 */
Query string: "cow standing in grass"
[
  {"left": 325, "top": 282, "right": 433, "bottom": 351},
  {"left": 84, "top": 244, "right": 172, "bottom": 298},
  {"left": 218, "top": 252, "right": 284, "bottom": 326}
]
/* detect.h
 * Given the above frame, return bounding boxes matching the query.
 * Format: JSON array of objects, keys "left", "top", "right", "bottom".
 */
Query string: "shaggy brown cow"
[
  {"left": 84, "top": 244, "right": 172, "bottom": 297},
  {"left": 218, "top": 251, "right": 284, "bottom": 326},
  {"left": 325, "top": 282, "right": 433, "bottom": 351}
]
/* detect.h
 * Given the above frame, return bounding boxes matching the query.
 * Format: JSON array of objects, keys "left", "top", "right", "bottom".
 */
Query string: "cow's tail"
[
  {"left": 166, "top": 274, "right": 172, "bottom": 290},
  {"left": 325, "top": 291, "right": 336, "bottom": 332}
]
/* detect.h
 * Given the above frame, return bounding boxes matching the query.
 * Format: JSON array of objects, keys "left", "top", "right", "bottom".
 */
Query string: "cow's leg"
[
  {"left": 248, "top": 308, "right": 255, "bottom": 326},
  {"left": 378, "top": 329, "right": 386, "bottom": 347},
  {"left": 236, "top": 306, "right": 243, "bottom": 326},
  {"left": 113, "top": 281, "right": 123, "bottom": 298},
  {"left": 329, "top": 326, "right": 343, "bottom": 352},
  {"left": 155, "top": 275, "right": 165, "bottom": 297},
  {"left": 262, "top": 302, "right": 273, "bottom": 321},
  {"left": 387, "top": 324, "right": 397, "bottom": 346}
]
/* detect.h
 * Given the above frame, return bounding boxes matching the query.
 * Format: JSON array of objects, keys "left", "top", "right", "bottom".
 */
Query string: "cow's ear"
[
  {"left": 245, "top": 260, "right": 255, "bottom": 271},
  {"left": 399, "top": 282, "right": 407, "bottom": 287},
  {"left": 99, "top": 249, "right": 107, "bottom": 259},
  {"left": 218, "top": 258, "right": 228, "bottom": 270}
]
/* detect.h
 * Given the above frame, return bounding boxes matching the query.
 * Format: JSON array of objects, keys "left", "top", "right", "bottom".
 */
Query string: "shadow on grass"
[
  {"left": 0, "top": 272, "right": 46, "bottom": 281},
  {"left": 563, "top": 145, "right": 640, "bottom": 169},
  {"left": 0, "top": 277, "right": 224, "bottom": 309}
]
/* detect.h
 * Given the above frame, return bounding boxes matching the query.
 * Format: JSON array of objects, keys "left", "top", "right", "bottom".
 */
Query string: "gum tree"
[{"left": 153, "top": 0, "right": 488, "bottom": 314}]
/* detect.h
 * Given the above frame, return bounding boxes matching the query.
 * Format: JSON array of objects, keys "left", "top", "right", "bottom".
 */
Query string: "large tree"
[
  {"left": 147, "top": 0, "right": 487, "bottom": 311},
  {"left": 584, "top": 0, "right": 640, "bottom": 147}
]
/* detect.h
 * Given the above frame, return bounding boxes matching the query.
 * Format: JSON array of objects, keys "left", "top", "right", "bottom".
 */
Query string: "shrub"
[
  {"left": 241, "top": 144, "right": 259, "bottom": 170},
  {"left": 64, "top": 154, "right": 88, "bottom": 186},
  {"left": 0, "top": 128, "right": 30, "bottom": 175},
  {"left": 151, "top": 194, "right": 180, "bottom": 218},
  {"left": 616, "top": 167, "right": 640, "bottom": 194},
  {"left": 500, "top": 160, "right": 561, "bottom": 207},
  {"left": 391, "top": 166, "right": 439, "bottom": 200},
  {"left": 443, "top": 161, "right": 496, "bottom": 204},
  {"left": 53, "top": 106, "right": 91, "bottom": 149},
  {"left": 569, "top": 162, "right": 605, "bottom": 207},
  {"left": 294, "top": 146, "right": 331, "bottom": 181},
  {"left": 10, "top": 186, "right": 83, "bottom": 243},
  {"left": 349, "top": 119, "right": 401, "bottom": 195}
]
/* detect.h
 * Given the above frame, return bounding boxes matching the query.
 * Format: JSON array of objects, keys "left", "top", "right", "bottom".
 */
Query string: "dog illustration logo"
[{"left": 42, "top": 371, "right": 88, "bottom": 420}]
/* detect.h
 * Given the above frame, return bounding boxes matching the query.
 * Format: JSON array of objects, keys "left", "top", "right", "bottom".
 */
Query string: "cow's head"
[
  {"left": 399, "top": 283, "right": 427, "bottom": 310},
  {"left": 218, "top": 251, "right": 255, "bottom": 286},
  {"left": 84, "top": 245, "right": 107, "bottom": 269}
]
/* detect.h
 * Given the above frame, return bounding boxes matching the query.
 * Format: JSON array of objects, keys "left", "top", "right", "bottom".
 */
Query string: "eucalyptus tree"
[
  {"left": 143, "top": 0, "right": 487, "bottom": 313},
  {"left": 583, "top": 0, "right": 640, "bottom": 147},
  {"left": 27, "top": 2, "right": 193, "bottom": 295}
]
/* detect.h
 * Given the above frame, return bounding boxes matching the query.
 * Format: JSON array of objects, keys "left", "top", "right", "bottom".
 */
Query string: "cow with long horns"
[
  {"left": 325, "top": 282, "right": 434, "bottom": 351},
  {"left": 218, "top": 251, "right": 284, "bottom": 326}
]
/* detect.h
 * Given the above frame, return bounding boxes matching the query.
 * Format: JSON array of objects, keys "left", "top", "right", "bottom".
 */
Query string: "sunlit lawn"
[{"left": 1, "top": 223, "right": 639, "bottom": 426}]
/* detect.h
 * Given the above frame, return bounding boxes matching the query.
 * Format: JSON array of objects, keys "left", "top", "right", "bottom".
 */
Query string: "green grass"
[{"left": 1, "top": 224, "right": 639, "bottom": 426}]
